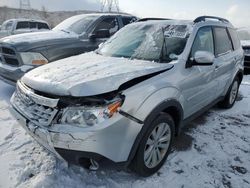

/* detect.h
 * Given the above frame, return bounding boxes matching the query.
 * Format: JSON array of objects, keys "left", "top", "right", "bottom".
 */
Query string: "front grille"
[
  {"left": 3, "top": 56, "right": 19, "bottom": 66},
  {"left": 245, "top": 55, "right": 250, "bottom": 62},
  {"left": 12, "top": 82, "right": 59, "bottom": 127},
  {"left": 0, "top": 46, "right": 20, "bottom": 66},
  {"left": 2, "top": 47, "right": 15, "bottom": 55},
  {"left": 244, "top": 54, "right": 250, "bottom": 67}
]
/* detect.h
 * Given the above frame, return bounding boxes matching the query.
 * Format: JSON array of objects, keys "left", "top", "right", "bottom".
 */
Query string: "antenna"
[
  {"left": 19, "top": 0, "right": 31, "bottom": 10},
  {"left": 101, "top": 0, "right": 119, "bottom": 12}
]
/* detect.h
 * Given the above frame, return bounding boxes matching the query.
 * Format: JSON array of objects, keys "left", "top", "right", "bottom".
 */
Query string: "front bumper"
[
  {"left": 0, "top": 62, "right": 33, "bottom": 85},
  {"left": 10, "top": 105, "right": 143, "bottom": 164},
  {"left": 9, "top": 107, "right": 64, "bottom": 160}
]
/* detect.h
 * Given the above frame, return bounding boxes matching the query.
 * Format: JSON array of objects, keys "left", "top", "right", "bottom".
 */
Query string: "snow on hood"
[
  {"left": 241, "top": 40, "right": 250, "bottom": 47},
  {"left": 21, "top": 52, "right": 173, "bottom": 97},
  {"left": 0, "top": 30, "right": 77, "bottom": 44}
]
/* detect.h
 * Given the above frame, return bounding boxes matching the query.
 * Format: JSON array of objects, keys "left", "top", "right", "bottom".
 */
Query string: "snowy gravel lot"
[{"left": 0, "top": 75, "right": 250, "bottom": 188}]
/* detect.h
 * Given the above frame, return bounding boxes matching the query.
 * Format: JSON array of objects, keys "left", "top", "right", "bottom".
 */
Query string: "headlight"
[
  {"left": 20, "top": 52, "right": 48, "bottom": 65},
  {"left": 60, "top": 100, "right": 122, "bottom": 127}
]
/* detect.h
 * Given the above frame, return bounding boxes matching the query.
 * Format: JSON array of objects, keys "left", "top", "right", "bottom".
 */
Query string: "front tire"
[
  {"left": 131, "top": 113, "right": 174, "bottom": 177},
  {"left": 218, "top": 77, "right": 239, "bottom": 109}
]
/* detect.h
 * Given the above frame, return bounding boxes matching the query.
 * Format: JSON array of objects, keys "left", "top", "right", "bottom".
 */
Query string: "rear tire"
[
  {"left": 131, "top": 113, "right": 174, "bottom": 177},
  {"left": 218, "top": 77, "right": 239, "bottom": 109}
]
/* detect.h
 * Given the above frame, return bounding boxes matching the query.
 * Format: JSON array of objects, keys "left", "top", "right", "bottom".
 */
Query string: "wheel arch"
[
  {"left": 126, "top": 99, "right": 184, "bottom": 167},
  {"left": 236, "top": 70, "right": 243, "bottom": 84}
]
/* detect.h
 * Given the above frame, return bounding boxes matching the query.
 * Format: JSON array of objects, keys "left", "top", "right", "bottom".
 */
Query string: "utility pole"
[
  {"left": 101, "top": 0, "right": 119, "bottom": 12},
  {"left": 19, "top": 0, "right": 31, "bottom": 11}
]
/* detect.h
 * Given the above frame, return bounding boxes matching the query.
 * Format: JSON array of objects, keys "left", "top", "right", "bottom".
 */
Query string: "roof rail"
[
  {"left": 194, "top": 16, "right": 229, "bottom": 23},
  {"left": 137, "top": 18, "right": 171, "bottom": 22}
]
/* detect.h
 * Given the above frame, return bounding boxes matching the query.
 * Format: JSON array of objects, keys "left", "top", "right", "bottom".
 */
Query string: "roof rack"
[
  {"left": 194, "top": 16, "right": 229, "bottom": 23},
  {"left": 137, "top": 18, "right": 171, "bottom": 22}
]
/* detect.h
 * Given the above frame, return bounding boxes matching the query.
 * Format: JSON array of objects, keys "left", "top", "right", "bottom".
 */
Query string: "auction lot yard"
[{"left": 0, "top": 75, "right": 250, "bottom": 188}]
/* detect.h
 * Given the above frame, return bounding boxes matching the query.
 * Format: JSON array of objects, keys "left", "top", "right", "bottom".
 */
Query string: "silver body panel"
[{"left": 10, "top": 20, "right": 244, "bottom": 163}]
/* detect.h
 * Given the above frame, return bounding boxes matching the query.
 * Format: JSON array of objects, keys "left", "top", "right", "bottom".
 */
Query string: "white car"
[{"left": 0, "top": 19, "right": 50, "bottom": 39}]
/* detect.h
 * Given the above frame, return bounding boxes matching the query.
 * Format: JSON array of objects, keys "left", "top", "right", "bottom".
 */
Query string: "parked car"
[
  {"left": 10, "top": 16, "right": 244, "bottom": 176},
  {"left": 0, "top": 13, "right": 137, "bottom": 85},
  {"left": 237, "top": 28, "right": 250, "bottom": 72},
  {"left": 0, "top": 18, "right": 50, "bottom": 39}
]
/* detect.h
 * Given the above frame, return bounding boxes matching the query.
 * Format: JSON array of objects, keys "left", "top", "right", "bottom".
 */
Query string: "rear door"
[{"left": 213, "top": 27, "right": 236, "bottom": 96}]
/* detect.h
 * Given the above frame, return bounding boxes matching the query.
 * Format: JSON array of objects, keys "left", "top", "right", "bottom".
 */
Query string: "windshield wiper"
[{"left": 60, "top": 29, "right": 70, "bottom": 34}]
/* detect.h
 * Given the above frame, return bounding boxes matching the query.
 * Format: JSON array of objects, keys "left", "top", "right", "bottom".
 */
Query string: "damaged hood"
[{"left": 22, "top": 52, "right": 173, "bottom": 97}]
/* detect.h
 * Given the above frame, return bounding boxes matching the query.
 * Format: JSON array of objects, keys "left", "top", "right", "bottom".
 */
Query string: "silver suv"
[{"left": 10, "top": 16, "right": 244, "bottom": 176}]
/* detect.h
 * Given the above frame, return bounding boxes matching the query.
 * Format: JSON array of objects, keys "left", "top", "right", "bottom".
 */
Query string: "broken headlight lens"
[{"left": 60, "top": 100, "right": 122, "bottom": 127}]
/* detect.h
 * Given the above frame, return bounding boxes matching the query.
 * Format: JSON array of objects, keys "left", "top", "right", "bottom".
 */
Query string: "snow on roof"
[{"left": 4, "top": 18, "right": 48, "bottom": 23}]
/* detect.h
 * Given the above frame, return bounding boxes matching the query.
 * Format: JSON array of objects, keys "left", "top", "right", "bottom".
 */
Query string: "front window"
[
  {"left": 191, "top": 27, "right": 214, "bottom": 57},
  {"left": 53, "top": 15, "right": 99, "bottom": 35},
  {"left": 94, "top": 17, "right": 119, "bottom": 36},
  {"left": 97, "top": 23, "right": 190, "bottom": 62}
]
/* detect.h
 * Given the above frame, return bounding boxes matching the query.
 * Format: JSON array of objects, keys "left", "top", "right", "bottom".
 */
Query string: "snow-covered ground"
[{"left": 0, "top": 76, "right": 250, "bottom": 188}]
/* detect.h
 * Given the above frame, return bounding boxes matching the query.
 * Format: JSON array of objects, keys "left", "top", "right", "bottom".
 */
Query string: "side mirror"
[
  {"left": 188, "top": 51, "right": 214, "bottom": 67},
  {"left": 89, "top": 29, "right": 110, "bottom": 40}
]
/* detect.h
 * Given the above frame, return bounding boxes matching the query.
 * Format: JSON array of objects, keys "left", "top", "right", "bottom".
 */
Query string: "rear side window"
[
  {"left": 191, "top": 27, "right": 214, "bottom": 57},
  {"left": 122, "top": 17, "right": 136, "bottom": 26},
  {"left": 228, "top": 28, "right": 241, "bottom": 50},
  {"left": 16, "top": 21, "right": 29, "bottom": 30},
  {"left": 214, "top": 27, "right": 233, "bottom": 56},
  {"left": 29, "top": 22, "right": 37, "bottom": 29},
  {"left": 38, "top": 22, "right": 49, "bottom": 30}
]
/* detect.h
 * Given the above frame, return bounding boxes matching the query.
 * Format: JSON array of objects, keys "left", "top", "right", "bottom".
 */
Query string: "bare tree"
[{"left": 19, "top": 0, "right": 31, "bottom": 13}]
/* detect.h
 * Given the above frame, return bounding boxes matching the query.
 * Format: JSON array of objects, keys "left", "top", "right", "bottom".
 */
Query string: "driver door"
[
  {"left": 88, "top": 16, "right": 120, "bottom": 51},
  {"left": 182, "top": 26, "right": 218, "bottom": 117}
]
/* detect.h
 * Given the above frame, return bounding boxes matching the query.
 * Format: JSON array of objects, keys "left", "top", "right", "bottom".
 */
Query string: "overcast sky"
[{"left": 0, "top": 0, "right": 249, "bottom": 27}]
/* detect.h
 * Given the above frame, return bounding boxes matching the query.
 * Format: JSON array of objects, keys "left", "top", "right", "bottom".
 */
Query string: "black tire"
[
  {"left": 131, "top": 113, "right": 174, "bottom": 177},
  {"left": 218, "top": 77, "right": 239, "bottom": 109}
]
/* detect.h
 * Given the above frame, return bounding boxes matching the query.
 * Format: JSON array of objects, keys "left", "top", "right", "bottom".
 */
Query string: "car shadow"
[
  {"left": 173, "top": 111, "right": 209, "bottom": 152},
  {"left": 173, "top": 90, "right": 243, "bottom": 152}
]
